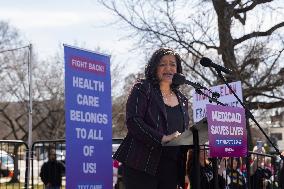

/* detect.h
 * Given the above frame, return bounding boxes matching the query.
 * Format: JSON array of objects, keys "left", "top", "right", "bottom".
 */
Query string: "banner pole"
[{"left": 25, "top": 44, "right": 33, "bottom": 189}]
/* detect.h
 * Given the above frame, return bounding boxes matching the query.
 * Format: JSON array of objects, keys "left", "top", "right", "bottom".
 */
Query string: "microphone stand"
[
  {"left": 195, "top": 88, "right": 226, "bottom": 106},
  {"left": 214, "top": 69, "right": 283, "bottom": 189},
  {"left": 214, "top": 69, "right": 283, "bottom": 158}
]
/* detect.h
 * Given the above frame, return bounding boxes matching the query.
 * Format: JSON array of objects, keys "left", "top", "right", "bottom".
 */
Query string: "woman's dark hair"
[
  {"left": 145, "top": 47, "right": 183, "bottom": 88},
  {"left": 228, "top": 157, "right": 241, "bottom": 169}
]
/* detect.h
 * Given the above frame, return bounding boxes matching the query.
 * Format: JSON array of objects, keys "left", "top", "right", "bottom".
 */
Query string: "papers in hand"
[
  {"left": 163, "top": 129, "right": 193, "bottom": 146},
  {"left": 163, "top": 118, "right": 208, "bottom": 146}
]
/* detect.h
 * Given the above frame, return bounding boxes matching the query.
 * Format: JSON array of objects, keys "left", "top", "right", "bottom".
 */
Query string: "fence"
[
  {"left": 0, "top": 140, "right": 28, "bottom": 189},
  {"left": 113, "top": 144, "right": 284, "bottom": 189},
  {"left": 1, "top": 139, "right": 283, "bottom": 189},
  {"left": 31, "top": 140, "right": 66, "bottom": 189},
  {"left": 188, "top": 145, "right": 283, "bottom": 189}
]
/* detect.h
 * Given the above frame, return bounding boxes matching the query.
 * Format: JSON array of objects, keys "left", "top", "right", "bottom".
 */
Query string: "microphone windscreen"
[
  {"left": 172, "top": 73, "right": 186, "bottom": 85},
  {"left": 200, "top": 57, "right": 212, "bottom": 67}
]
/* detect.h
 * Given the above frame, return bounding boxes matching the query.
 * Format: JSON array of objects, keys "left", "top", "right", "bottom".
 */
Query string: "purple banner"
[
  {"left": 207, "top": 104, "right": 247, "bottom": 157},
  {"left": 64, "top": 45, "right": 112, "bottom": 189}
]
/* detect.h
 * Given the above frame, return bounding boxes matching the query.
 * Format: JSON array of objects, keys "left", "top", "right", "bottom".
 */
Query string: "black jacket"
[
  {"left": 113, "top": 79, "right": 189, "bottom": 177},
  {"left": 190, "top": 163, "right": 225, "bottom": 189},
  {"left": 40, "top": 160, "right": 65, "bottom": 186}
]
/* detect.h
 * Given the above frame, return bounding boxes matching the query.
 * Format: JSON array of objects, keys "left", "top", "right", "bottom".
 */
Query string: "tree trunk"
[{"left": 212, "top": 0, "right": 237, "bottom": 72}]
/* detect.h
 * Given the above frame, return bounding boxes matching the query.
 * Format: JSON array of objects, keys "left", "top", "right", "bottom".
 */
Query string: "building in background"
[{"left": 269, "top": 110, "right": 284, "bottom": 151}]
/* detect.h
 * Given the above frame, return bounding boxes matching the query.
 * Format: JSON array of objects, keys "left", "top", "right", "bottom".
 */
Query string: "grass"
[
  {"left": 0, "top": 183, "right": 29, "bottom": 189},
  {"left": 0, "top": 183, "right": 66, "bottom": 189}
]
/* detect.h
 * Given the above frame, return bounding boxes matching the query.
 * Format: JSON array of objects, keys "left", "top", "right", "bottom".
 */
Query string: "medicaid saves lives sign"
[
  {"left": 64, "top": 45, "right": 112, "bottom": 189},
  {"left": 193, "top": 81, "right": 243, "bottom": 123},
  {"left": 207, "top": 104, "right": 247, "bottom": 157}
]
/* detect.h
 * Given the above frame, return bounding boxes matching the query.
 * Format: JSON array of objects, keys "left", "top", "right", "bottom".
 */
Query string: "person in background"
[
  {"left": 187, "top": 148, "right": 225, "bottom": 189},
  {"left": 222, "top": 157, "right": 246, "bottom": 189},
  {"left": 250, "top": 143, "right": 272, "bottom": 189},
  {"left": 40, "top": 149, "right": 65, "bottom": 189},
  {"left": 113, "top": 47, "right": 189, "bottom": 189},
  {"left": 253, "top": 141, "right": 266, "bottom": 155},
  {"left": 264, "top": 157, "right": 274, "bottom": 175},
  {"left": 278, "top": 151, "right": 284, "bottom": 189}
]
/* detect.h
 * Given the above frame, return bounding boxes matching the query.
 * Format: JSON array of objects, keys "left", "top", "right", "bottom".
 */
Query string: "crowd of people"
[
  {"left": 114, "top": 144, "right": 284, "bottom": 189},
  {"left": 185, "top": 146, "right": 277, "bottom": 189}
]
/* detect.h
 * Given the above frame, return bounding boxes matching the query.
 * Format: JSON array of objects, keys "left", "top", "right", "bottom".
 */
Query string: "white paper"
[{"left": 163, "top": 118, "right": 208, "bottom": 146}]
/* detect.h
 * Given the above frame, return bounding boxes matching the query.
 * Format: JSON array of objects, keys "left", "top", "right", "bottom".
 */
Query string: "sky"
[
  {"left": 0, "top": 0, "right": 144, "bottom": 76},
  {"left": 0, "top": 0, "right": 283, "bottom": 80}
]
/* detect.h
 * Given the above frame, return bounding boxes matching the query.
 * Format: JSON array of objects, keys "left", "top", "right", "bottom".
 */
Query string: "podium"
[
  {"left": 163, "top": 118, "right": 208, "bottom": 146},
  {"left": 163, "top": 118, "right": 209, "bottom": 189}
]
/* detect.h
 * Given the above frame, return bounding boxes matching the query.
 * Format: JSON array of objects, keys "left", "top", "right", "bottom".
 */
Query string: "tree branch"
[
  {"left": 249, "top": 100, "right": 284, "bottom": 110},
  {"left": 256, "top": 48, "right": 284, "bottom": 86},
  {"left": 234, "top": 22, "right": 284, "bottom": 45},
  {"left": 234, "top": 0, "right": 273, "bottom": 14},
  {"left": 190, "top": 41, "right": 219, "bottom": 50},
  {"left": 248, "top": 93, "right": 284, "bottom": 101},
  {"left": 244, "top": 78, "right": 284, "bottom": 97}
]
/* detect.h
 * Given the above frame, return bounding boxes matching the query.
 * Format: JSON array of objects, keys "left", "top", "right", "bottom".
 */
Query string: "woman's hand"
[{"left": 162, "top": 131, "right": 181, "bottom": 143}]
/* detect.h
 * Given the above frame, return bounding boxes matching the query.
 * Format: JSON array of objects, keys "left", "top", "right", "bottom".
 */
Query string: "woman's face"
[
  {"left": 156, "top": 55, "right": 177, "bottom": 84},
  {"left": 232, "top": 159, "right": 238, "bottom": 169}
]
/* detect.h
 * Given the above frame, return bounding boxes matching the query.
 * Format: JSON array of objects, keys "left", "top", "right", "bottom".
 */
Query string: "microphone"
[
  {"left": 172, "top": 73, "right": 221, "bottom": 98},
  {"left": 200, "top": 57, "right": 232, "bottom": 74},
  {"left": 172, "top": 73, "right": 207, "bottom": 90}
]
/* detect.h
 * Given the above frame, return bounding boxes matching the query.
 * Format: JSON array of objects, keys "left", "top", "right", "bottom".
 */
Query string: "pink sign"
[{"left": 207, "top": 104, "right": 247, "bottom": 157}]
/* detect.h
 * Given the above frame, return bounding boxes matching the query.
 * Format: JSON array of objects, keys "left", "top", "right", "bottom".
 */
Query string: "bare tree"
[
  {"left": 99, "top": 0, "right": 284, "bottom": 110},
  {"left": 0, "top": 23, "right": 66, "bottom": 182},
  {"left": 99, "top": 0, "right": 284, "bottom": 147},
  {"left": 112, "top": 72, "right": 143, "bottom": 138},
  {"left": 0, "top": 21, "right": 30, "bottom": 141},
  {"left": 0, "top": 22, "right": 65, "bottom": 141},
  {"left": 32, "top": 52, "right": 65, "bottom": 140}
]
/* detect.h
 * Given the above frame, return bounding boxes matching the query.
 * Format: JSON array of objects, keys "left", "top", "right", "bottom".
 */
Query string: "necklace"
[{"left": 161, "top": 91, "right": 173, "bottom": 101}]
